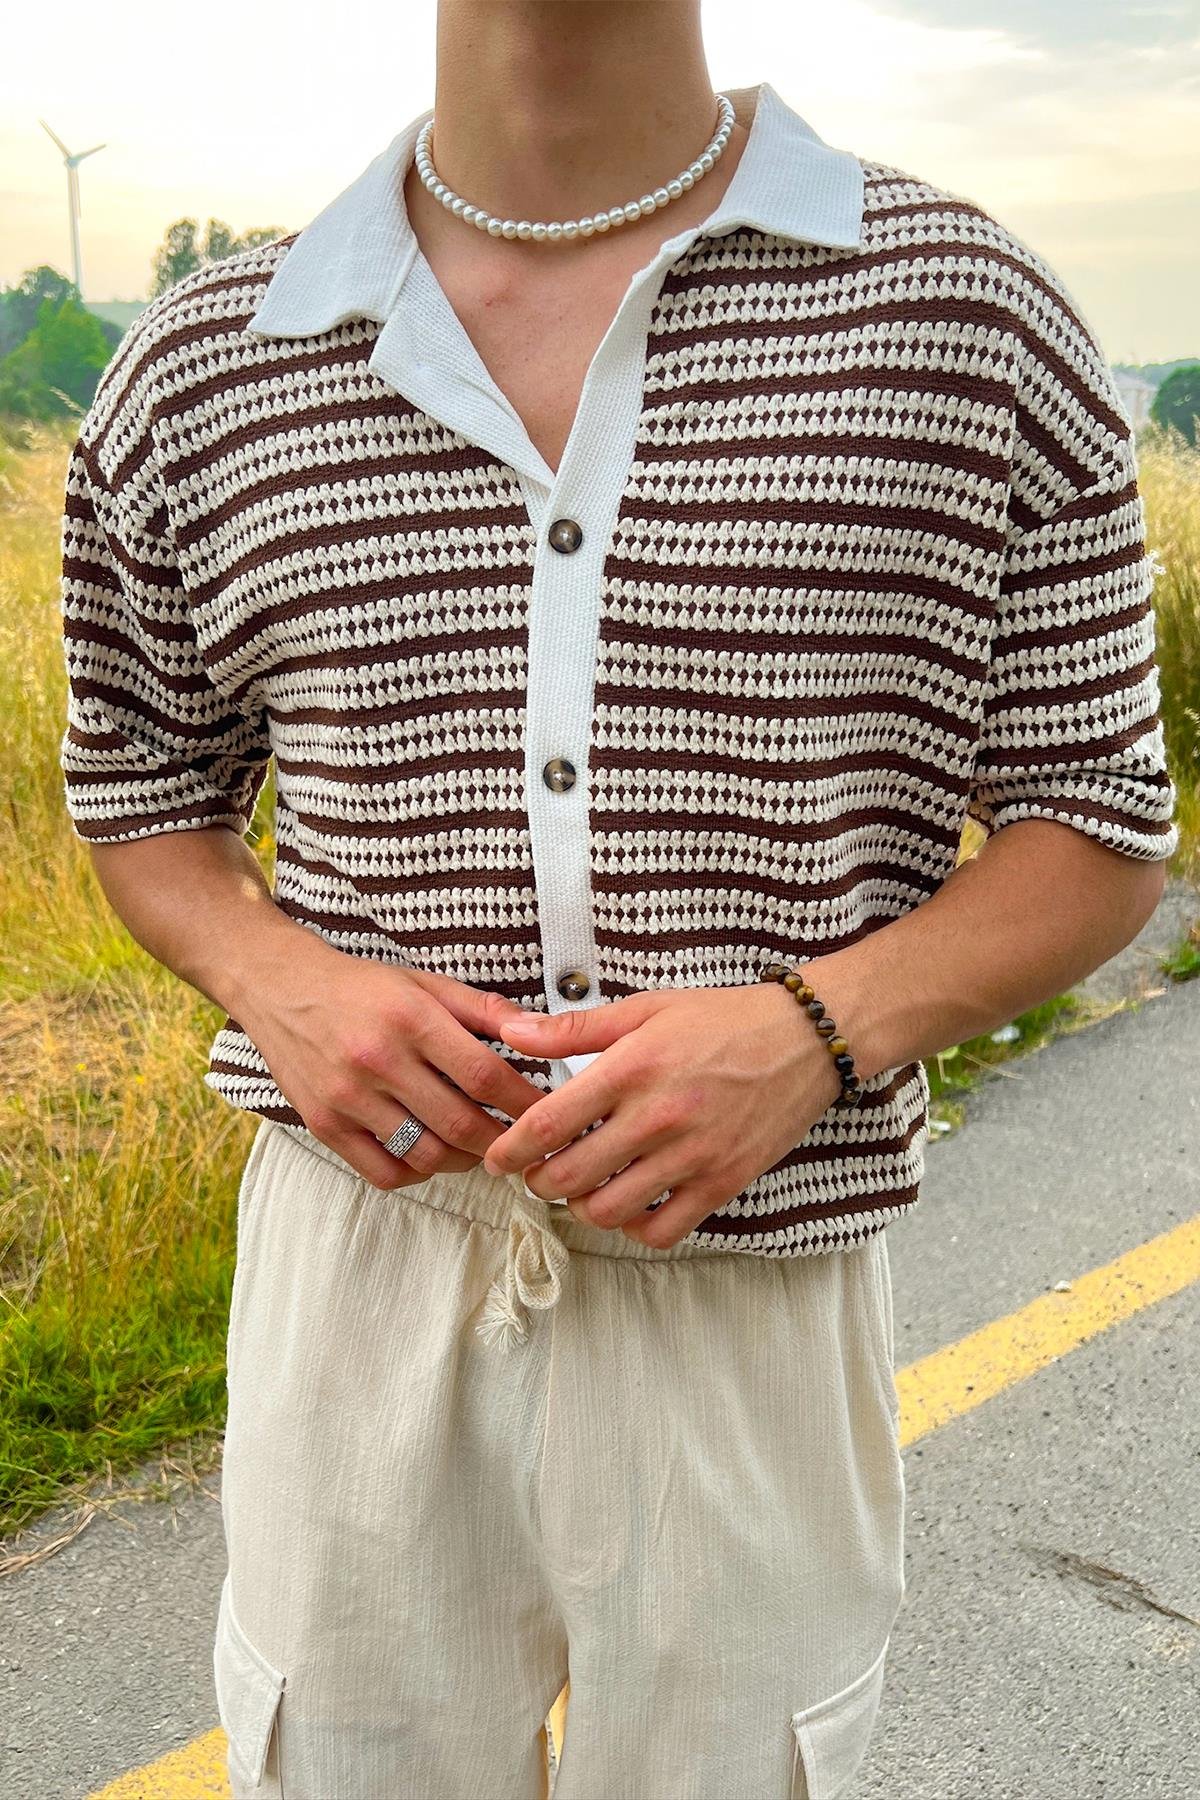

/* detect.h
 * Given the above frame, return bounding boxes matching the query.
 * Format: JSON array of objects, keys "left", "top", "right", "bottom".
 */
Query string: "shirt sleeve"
[
  {"left": 966, "top": 333, "right": 1179, "bottom": 864},
  {"left": 58, "top": 387, "right": 272, "bottom": 846}
]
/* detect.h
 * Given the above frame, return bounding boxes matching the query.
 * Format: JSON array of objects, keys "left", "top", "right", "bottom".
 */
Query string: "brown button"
[
  {"left": 548, "top": 518, "right": 583, "bottom": 554},
  {"left": 542, "top": 757, "right": 576, "bottom": 793},
  {"left": 556, "top": 969, "right": 591, "bottom": 1001}
]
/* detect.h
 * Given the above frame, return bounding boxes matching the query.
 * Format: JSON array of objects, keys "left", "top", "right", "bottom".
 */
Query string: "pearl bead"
[{"left": 414, "top": 93, "right": 733, "bottom": 244}]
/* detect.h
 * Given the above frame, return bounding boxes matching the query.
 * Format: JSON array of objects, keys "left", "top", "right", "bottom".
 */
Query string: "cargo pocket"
[
  {"left": 213, "top": 1571, "right": 287, "bottom": 1794},
  {"left": 790, "top": 1636, "right": 889, "bottom": 1798}
]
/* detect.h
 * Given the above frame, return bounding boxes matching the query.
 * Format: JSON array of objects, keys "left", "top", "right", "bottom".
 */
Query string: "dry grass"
[
  {"left": 1138, "top": 421, "right": 1200, "bottom": 876},
  {"left": 0, "top": 424, "right": 265, "bottom": 1538}
]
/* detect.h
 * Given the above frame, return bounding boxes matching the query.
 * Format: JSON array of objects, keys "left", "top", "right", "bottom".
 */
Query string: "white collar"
[{"left": 246, "top": 80, "right": 865, "bottom": 339}]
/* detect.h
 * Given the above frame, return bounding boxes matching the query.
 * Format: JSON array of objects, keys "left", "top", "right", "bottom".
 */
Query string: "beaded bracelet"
[{"left": 758, "top": 961, "right": 864, "bottom": 1109}]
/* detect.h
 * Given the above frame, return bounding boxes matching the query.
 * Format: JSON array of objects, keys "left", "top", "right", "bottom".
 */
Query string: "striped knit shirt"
[{"left": 57, "top": 80, "right": 1178, "bottom": 1259}]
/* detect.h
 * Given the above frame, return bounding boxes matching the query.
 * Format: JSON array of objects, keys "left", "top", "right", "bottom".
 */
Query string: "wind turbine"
[{"left": 39, "top": 119, "right": 106, "bottom": 298}]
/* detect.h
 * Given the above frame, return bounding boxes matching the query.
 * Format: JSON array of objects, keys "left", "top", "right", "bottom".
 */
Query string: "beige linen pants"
[{"left": 214, "top": 1115, "right": 906, "bottom": 1800}]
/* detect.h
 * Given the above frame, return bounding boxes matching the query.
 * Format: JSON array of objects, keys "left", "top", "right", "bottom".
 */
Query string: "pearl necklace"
[{"left": 414, "top": 93, "right": 736, "bottom": 243}]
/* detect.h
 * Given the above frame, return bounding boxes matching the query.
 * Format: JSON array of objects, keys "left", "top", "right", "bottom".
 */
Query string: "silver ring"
[{"left": 382, "top": 1115, "right": 425, "bottom": 1158}]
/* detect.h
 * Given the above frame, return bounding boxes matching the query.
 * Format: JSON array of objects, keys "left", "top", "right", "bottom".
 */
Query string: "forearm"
[
  {"left": 807, "top": 819, "right": 1168, "bottom": 1086},
  {"left": 85, "top": 824, "right": 336, "bottom": 1021}
]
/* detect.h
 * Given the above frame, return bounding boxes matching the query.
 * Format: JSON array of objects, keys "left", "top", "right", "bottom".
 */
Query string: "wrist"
[
  {"left": 758, "top": 949, "right": 883, "bottom": 1100},
  {"left": 753, "top": 970, "right": 854, "bottom": 1111},
  {"left": 796, "top": 948, "right": 886, "bottom": 1088},
  {"left": 217, "top": 913, "right": 341, "bottom": 1030}
]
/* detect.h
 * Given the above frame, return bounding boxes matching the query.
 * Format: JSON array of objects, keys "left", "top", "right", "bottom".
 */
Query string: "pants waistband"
[{"left": 266, "top": 1118, "right": 729, "bottom": 1355}]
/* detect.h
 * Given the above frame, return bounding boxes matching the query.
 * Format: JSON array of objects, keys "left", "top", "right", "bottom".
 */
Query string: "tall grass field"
[{"left": 1, "top": 420, "right": 1196, "bottom": 1538}]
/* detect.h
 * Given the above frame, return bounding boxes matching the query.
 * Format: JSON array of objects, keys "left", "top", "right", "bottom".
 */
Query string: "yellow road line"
[
  {"left": 87, "top": 1211, "right": 1200, "bottom": 1800},
  {"left": 86, "top": 1732, "right": 230, "bottom": 1797},
  {"left": 896, "top": 1211, "right": 1200, "bottom": 1446}
]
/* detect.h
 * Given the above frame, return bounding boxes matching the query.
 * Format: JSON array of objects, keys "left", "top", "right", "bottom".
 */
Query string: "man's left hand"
[{"left": 481, "top": 979, "right": 848, "bottom": 1246}]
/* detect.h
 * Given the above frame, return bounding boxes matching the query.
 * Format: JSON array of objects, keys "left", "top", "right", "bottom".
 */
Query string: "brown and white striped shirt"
[{"left": 58, "top": 80, "right": 1178, "bottom": 1258}]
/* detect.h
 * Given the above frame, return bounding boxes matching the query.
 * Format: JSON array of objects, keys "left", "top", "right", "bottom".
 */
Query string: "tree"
[
  {"left": 149, "top": 217, "right": 288, "bottom": 297},
  {"left": 0, "top": 266, "right": 77, "bottom": 358},
  {"left": 1150, "top": 364, "right": 1200, "bottom": 447},
  {"left": 0, "top": 292, "right": 113, "bottom": 420}
]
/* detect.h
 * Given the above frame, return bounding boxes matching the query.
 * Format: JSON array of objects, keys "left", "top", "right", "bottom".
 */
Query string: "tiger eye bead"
[{"left": 758, "top": 960, "right": 861, "bottom": 1110}]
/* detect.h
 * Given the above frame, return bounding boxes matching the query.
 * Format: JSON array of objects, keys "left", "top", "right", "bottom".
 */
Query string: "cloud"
[{"left": 863, "top": 0, "right": 1200, "bottom": 55}]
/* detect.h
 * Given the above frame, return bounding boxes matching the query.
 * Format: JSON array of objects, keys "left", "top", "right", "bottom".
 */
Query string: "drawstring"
[{"left": 474, "top": 1170, "right": 572, "bottom": 1352}]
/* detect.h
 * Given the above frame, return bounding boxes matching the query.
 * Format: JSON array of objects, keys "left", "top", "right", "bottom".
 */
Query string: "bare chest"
[{"left": 424, "top": 252, "right": 658, "bottom": 481}]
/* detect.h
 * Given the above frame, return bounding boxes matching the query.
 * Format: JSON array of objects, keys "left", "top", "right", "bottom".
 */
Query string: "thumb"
[{"left": 498, "top": 992, "right": 659, "bottom": 1055}]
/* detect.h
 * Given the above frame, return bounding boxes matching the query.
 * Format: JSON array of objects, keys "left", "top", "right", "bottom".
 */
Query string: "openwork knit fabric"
[{"left": 58, "top": 159, "right": 1178, "bottom": 1257}]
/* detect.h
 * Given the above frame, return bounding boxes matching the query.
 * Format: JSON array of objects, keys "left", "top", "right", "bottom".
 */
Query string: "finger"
[
  {"left": 616, "top": 1181, "right": 724, "bottom": 1250},
  {"left": 567, "top": 1161, "right": 721, "bottom": 1250},
  {"left": 376, "top": 1054, "right": 514, "bottom": 1158},
  {"left": 482, "top": 1059, "right": 627, "bottom": 1176},
  {"left": 302, "top": 1115, "right": 447, "bottom": 1191},
  {"left": 564, "top": 1147, "right": 685, "bottom": 1232},
  {"left": 406, "top": 974, "right": 544, "bottom": 1086},
  {"left": 401, "top": 968, "right": 526, "bottom": 1031},
  {"left": 520, "top": 1108, "right": 673, "bottom": 1203},
  {"left": 365, "top": 1099, "right": 479, "bottom": 1179},
  {"left": 418, "top": 1012, "right": 554, "bottom": 1126},
  {"left": 497, "top": 992, "right": 659, "bottom": 1060}
]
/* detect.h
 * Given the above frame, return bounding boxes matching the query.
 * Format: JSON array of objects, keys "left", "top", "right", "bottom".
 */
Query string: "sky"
[{"left": 3, "top": 0, "right": 1198, "bottom": 365}]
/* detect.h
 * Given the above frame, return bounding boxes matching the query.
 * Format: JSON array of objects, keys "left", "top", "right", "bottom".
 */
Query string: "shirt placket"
[{"left": 367, "top": 226, "right": 716, "bottom": 1091}]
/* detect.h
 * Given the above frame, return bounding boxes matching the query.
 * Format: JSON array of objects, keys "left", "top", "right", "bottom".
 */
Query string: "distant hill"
[
  {"left": 84, "top": 300, "right": 147, "bottom": 335},
  {"left": 1112, "top": 358, "right": 1199, "bottom": 432},
  {"left": 1112, "top": 358, "right": 1196, "bottom": 387}
]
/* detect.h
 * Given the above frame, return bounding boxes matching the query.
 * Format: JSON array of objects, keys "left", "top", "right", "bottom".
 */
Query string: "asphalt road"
[
  {"left": 1, "top": 966, "right": 1197, "bottom": 1800},
  {"left": 860, "top": 972, "right": 1200, "bottom": 1800}
]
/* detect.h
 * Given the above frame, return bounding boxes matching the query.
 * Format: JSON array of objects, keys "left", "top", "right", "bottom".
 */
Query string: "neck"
[{"left": 429, "top": 0, "right": 726, "bottom": 224}]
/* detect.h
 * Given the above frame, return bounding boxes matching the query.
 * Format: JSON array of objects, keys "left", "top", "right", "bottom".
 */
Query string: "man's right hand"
[
  {"left": 236, "top": 940, "right": 549, "bottom": 1190},
  {"left": 83, "top": 826, "right": 549, "bottom": 1192}
]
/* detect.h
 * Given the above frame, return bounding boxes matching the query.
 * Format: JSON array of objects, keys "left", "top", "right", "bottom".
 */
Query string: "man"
[{"left": 58, "top": 2, "right": 1177, "bottom": 1795}]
